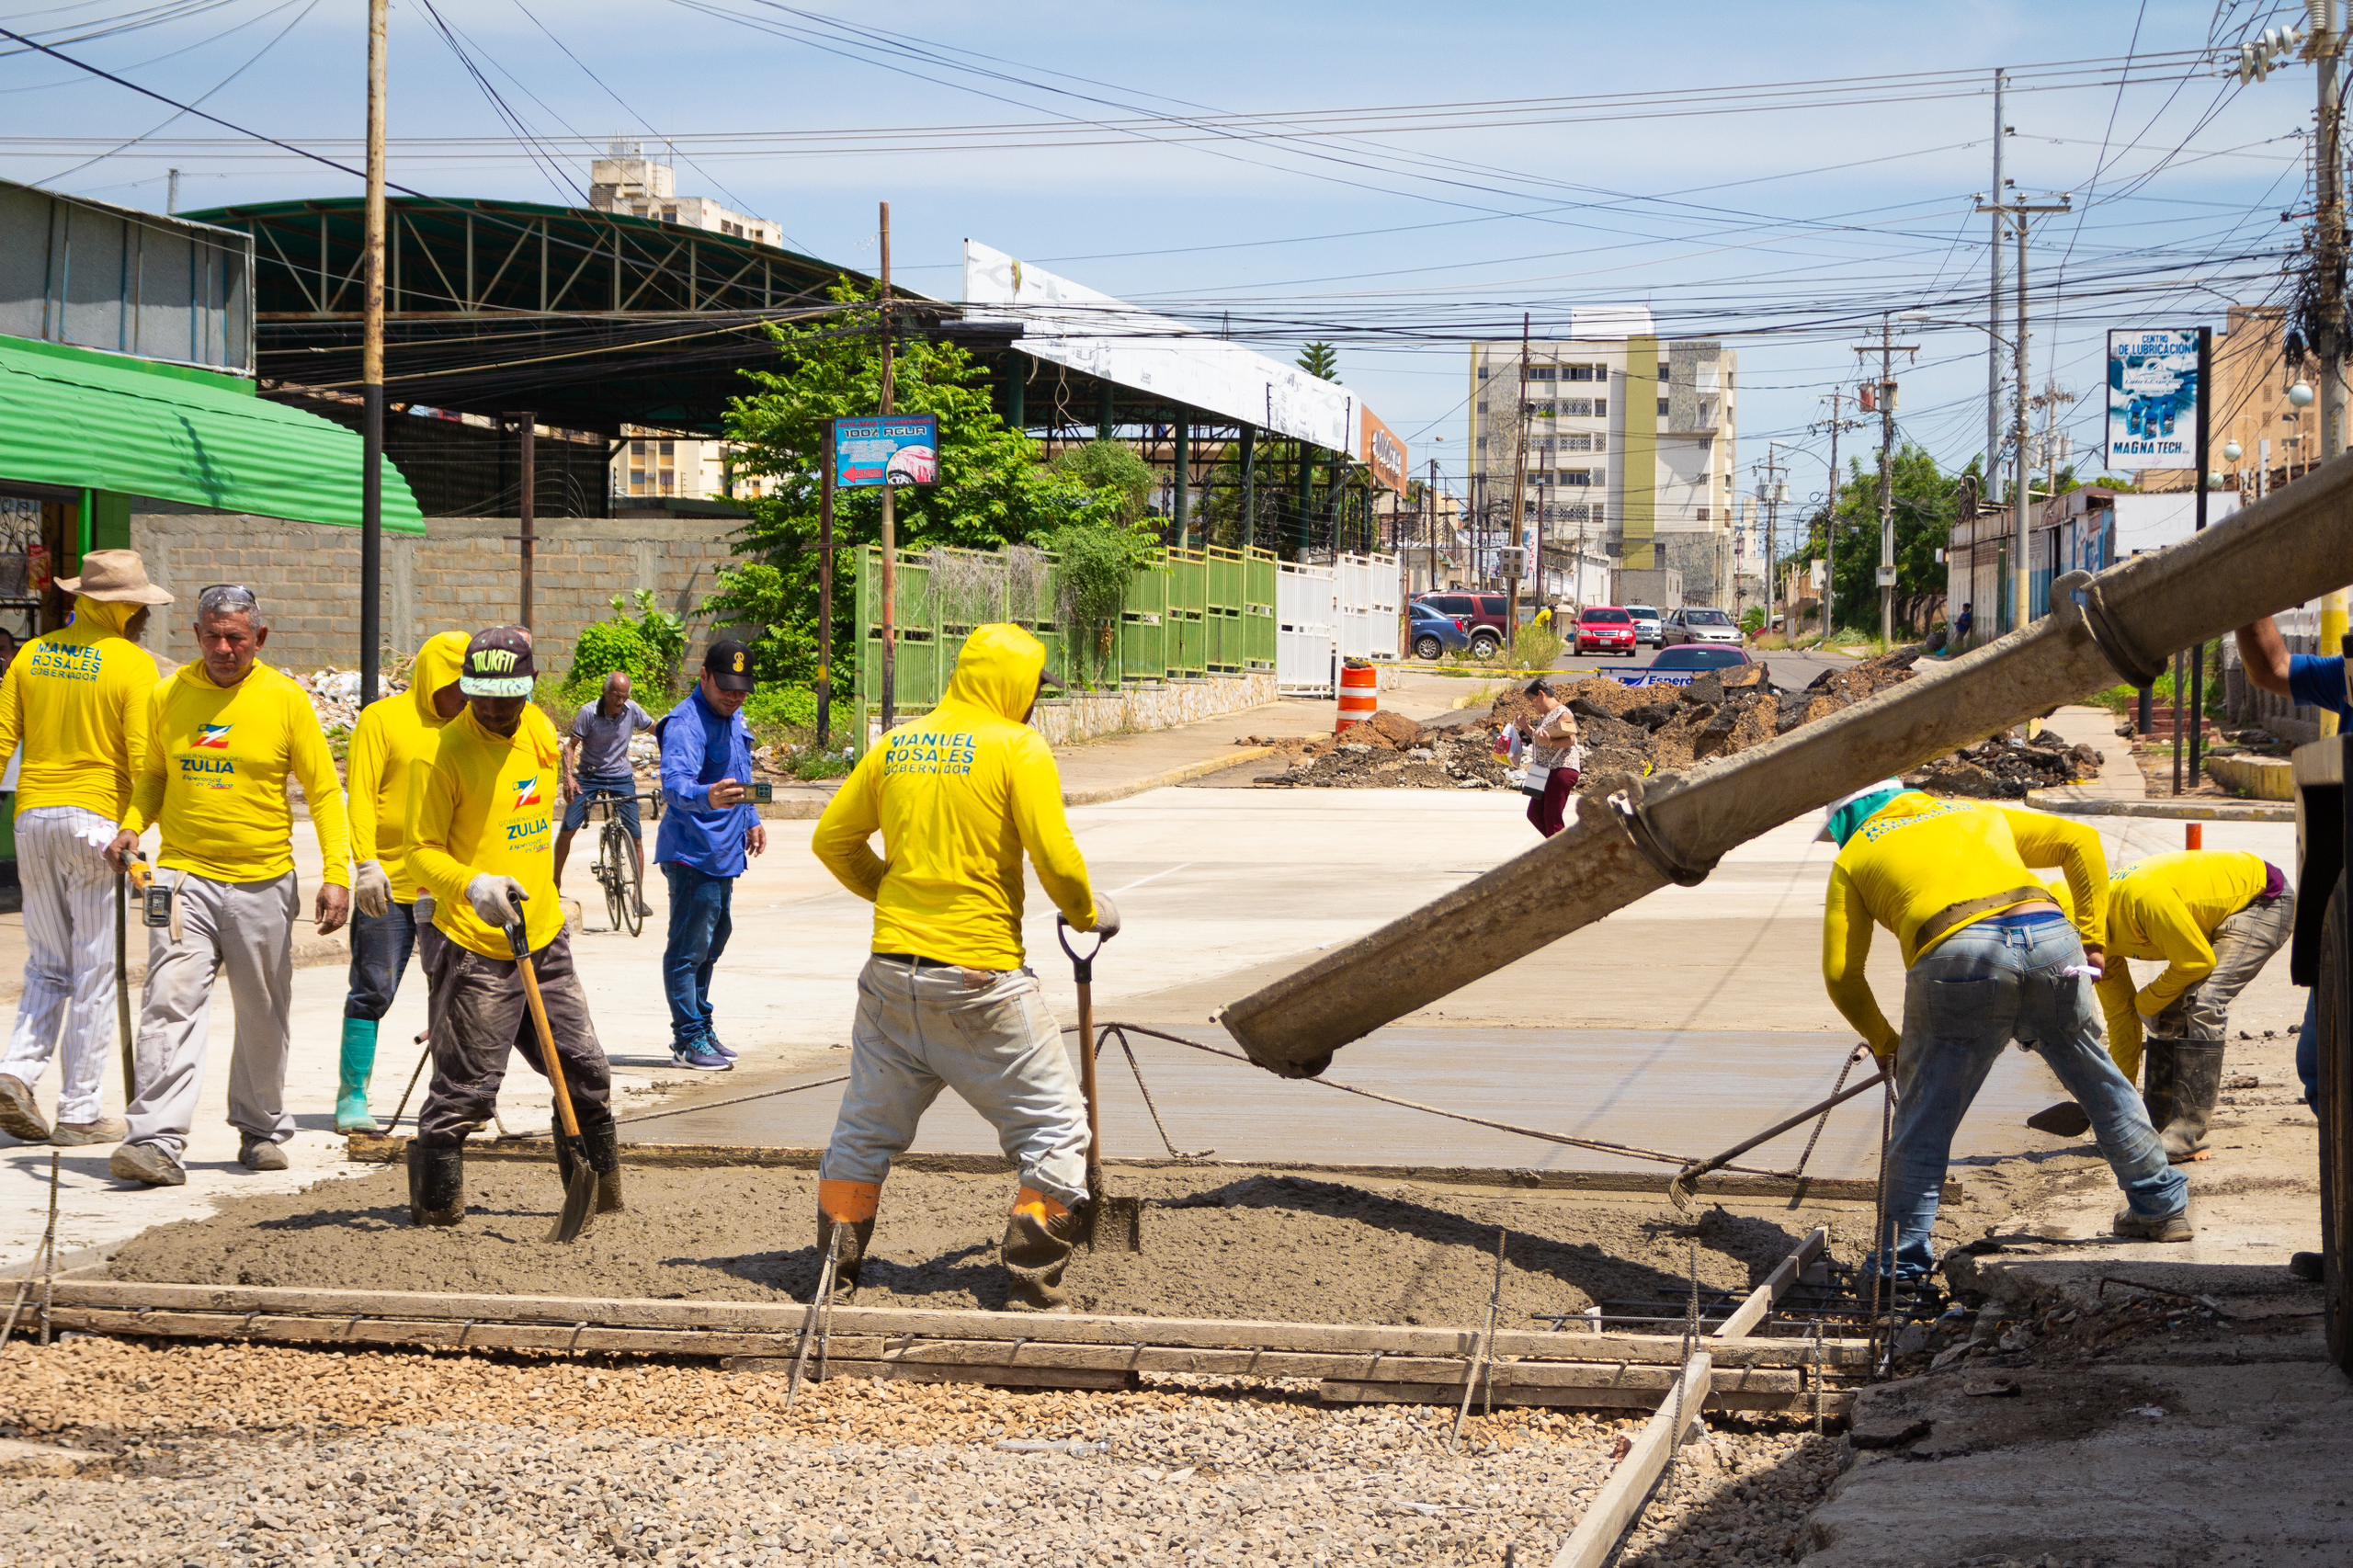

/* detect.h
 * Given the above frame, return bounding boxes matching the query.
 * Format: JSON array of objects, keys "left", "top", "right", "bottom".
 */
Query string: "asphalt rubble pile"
[{"left": 1246, "top": 647, "right": 2101, "bottom": 800}]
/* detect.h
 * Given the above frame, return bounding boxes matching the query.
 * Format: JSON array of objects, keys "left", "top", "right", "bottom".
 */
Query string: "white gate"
[{"left": 1278, "top": 553, "right": 1401, "bottom": 695}]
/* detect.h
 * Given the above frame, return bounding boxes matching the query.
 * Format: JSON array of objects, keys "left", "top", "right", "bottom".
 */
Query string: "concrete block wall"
[{"left": 128, "top": 508, "right": 747, "bottom": 677}]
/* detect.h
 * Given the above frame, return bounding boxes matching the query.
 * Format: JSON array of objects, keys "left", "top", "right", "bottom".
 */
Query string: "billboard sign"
[
  {"left": 2106, "top": 328, "right": 2200, "bottom": 471},
  {"left": 1358, "top": 405, "right": 1409, "bottom": 495},
  {"left": 832, "top": 415, "right": 940, "bottom": 489}
]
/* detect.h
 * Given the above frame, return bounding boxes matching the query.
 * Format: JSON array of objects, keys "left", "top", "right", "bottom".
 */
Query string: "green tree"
[
  {"left": 1795, "top": 442, "right": 1958, "bottom": 635},
  {"left": 1050, "top": 438, "right": 1155, "bottom": 527},
  {"left": 718, "top": 280, "right": 1121, "bottom": 682},
  {"left": 1298, "top": 341, "right": 1339, "bottom": 381}
]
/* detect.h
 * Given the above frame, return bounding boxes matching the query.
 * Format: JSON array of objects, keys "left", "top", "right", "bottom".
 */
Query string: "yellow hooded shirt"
[
  {"left": 347, "top": 631, "right": 470, "bottom": 903},
  {"left": 2093, "top": 850, "right": 2275, "bottom": 1073},
  {"left": 122, "top": 657, "right": 352, "bottom": 887},
  {"left": 813, "top": 623, "right": 1100, "bottom": 970},
  {"left": 408, "top": 703, "right": 567, "bottom": 960},
  {"left": 0, "top": 597, "right": 160, "bottom": 820},
  {"left": 1822, "top": 793, "right": 2108, "bottom": 1057}
]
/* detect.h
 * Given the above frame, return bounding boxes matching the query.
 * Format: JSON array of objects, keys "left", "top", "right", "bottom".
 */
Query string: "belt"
[
  {"left": 1916, "top": 886, "right": 2058, "bottom": 951},
  {"left": 873, "top": 951, "right": 955, "bottom": 970}
]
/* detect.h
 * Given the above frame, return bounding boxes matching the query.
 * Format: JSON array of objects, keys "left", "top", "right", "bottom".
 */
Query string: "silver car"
[
  {"left": 1623, "top": 605, "right": 1664, "bottom": 647},
  {"left": 1664, "top": 607, "right": 1742, "bottom": 646}
]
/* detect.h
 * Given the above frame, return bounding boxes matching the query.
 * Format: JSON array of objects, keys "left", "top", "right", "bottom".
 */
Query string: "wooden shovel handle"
[{"left": 516, "top": 950, "right": 583, "bottom": 1142}]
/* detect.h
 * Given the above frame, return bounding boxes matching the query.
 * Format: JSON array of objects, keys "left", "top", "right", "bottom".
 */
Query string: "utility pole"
[
  {"left": 358, "top": 0, "right": 387, "bottom": 704},
  {"left": 1756, "top": 448, "right": 1787, "bottom": 635},
  {"left": 165, "top": 166, "right": 180, "bottom": 215},
  {"left": 1857, "top": 313, "right": 1921, "bottom": 643},
  {"left": 1975, "top": 194, "right": 2071, "bottom": 632},
  {"left": 1812, "top": 388, "right": 1864, "bottom": 639},
  {"left": 516, "top": 413, "right": 535, "bottom": 631},
  {"left": 1506, "top": 313, "right": 1531, "bottom": 632},
  {"left": 1427, "top": 456, "right": 1439, "bottom": 592},
  {"left": 877, "top": 200, "right": 898, "bottom": 733},
  {"left": 2315, "top": 14, "right": 2349, "bottom": 729},
  {"left": 1985, "top": 68, "right": 2006, "bottom": 488}
]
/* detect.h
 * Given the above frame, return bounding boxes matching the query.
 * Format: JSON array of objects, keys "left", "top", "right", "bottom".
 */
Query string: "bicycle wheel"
[
  {"left": 614, "top": 824, "right": 644, "bottom": 937},
  {"left": 597, "top": 823, "right": 625, "bottom": 934}
]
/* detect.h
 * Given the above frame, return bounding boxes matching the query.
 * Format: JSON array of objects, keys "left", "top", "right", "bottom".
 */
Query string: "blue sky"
[{"left": 0, "top": 0, "right": 2314, "bottom": 514}]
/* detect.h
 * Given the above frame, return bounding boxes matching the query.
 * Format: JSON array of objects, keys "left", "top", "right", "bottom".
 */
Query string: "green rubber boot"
[{"left": 335, "top": 1017, "right": 381, "bottom": 1134}]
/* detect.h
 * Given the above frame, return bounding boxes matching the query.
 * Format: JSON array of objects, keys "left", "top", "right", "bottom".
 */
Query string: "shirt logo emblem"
[
  {"left": 193, "top": 723, "right": 233, "bottom": 750},
  {"left": 512, "top": 774, "right": 543, "bottom": 809}
]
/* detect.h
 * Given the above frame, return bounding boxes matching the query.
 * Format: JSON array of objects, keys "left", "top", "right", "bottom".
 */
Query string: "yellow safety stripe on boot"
[
  {"left": 1011, "top": 1187, "right": 1070, "bottom": 1224},
  {"left": 819, "top": 1178, "right": 881, "bottom": 1222}
]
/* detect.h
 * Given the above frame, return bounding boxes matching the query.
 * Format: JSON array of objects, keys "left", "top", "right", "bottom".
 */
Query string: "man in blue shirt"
[
  {"left": 655, "top": 640, "right": 765, "bottom": 1072},
  {"left": 2234, "top": 613, "right": 2342, "bottom": 1282}
]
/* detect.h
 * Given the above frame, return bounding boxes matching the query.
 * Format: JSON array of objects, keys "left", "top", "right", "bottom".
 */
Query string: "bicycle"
[{"left": 585, "top": 789, "right": 662, "bottom": 937}]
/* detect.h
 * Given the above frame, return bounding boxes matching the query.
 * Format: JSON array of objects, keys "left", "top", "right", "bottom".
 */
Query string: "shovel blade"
[{"left": 549, "top": 1165, "right": 599, "bottom": 1244}]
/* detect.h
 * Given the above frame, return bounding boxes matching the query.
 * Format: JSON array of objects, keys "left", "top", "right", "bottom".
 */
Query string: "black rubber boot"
[
  {"left": 2156, "top": 1038, "right": 2226, "bottom": 1162},
  {"left": 2141, "top": 1037, "right": 2183, "bottom": 1152},
  {"left": 813, "top": 1210, "right": 876, "bottom": 1303},
  {"left": 407, "top": 1140, "right": 465, "bottom": 1227},
  {"left": 573, "top": 1106, "right": 625, "bottom": 1214},
  {"left": 1002, "top": 1203, "right": 1080, "bottom": 1312}
]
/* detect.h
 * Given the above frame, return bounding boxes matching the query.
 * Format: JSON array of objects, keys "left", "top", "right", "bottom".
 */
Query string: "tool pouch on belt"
[
  {"left": 139, "top": 868, "right": 183, "bottom": 942},
  {"left": 1915, "top": 885, "right": 2052, "bottom": 951}
]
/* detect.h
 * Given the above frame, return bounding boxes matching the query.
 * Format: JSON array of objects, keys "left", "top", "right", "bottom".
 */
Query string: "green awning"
[{"left": 0, "top": 333, "right": 423, "bottom": 533}]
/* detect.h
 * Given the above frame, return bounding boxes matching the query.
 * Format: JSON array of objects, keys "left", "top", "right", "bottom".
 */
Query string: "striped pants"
[{"left": 0, "top": 807, "right": 121, "bottom": 1127}]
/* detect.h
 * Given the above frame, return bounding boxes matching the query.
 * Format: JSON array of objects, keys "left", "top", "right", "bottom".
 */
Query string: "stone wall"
[{"left": 128, "top": 508, "right": 748, "bottom": 676}]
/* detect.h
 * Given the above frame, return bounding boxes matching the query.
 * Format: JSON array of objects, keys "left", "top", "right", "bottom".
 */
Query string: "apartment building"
[{"left": 1465, "top": 307, "right": 1739, "bottom": 606}]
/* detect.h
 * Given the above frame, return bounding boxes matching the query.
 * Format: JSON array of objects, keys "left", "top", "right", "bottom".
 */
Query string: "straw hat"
[{"left": 56, "top": 550, "right": 173, "bottom": 606}]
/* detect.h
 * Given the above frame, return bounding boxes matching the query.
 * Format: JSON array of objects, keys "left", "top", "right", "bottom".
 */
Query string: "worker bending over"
[
  {"left": 0, "top": 551, "right": 167, "bottom": 1146},
  {"left": 404, "top": 628, "right": 619, "bottom": 1225},
  {"left": 811, "top": 624, "right": 1119, "bottom": 1312},
  {"left": 1820, "top": 781, "right": 2188, "bottom": 1285},
  {"left": 335, "top": 631, "right": 470, "bottom": 1132},
  {"left": 105, "top": 586, "right": 352, "bottom": 1187},
  {"left": 2093, "top": 850, "right": 2290, "bottom": 1161}
]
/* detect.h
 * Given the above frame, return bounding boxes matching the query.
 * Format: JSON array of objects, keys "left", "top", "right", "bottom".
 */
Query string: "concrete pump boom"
[{"left": 1218, "top": 456, "right": 2353, "bottom": 1078}]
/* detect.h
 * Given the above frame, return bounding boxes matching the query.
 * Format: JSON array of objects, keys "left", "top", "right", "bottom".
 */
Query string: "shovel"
[
  {"left": 1058, "top": 915, "right": 1142, "bottom": 1253},
  {"left": 506, "top": 901, "right": 597, "bottom": 1244}
]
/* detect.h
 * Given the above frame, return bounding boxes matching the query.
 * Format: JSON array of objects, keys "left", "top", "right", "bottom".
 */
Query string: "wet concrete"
[{"left": 625, "top": 1026, "right": 2060, "bottom": 1181}]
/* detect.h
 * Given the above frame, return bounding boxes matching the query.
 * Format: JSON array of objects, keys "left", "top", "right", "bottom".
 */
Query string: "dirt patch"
[{"left": 107, "top": 1162, "right": 1858, "bottom": 1325}]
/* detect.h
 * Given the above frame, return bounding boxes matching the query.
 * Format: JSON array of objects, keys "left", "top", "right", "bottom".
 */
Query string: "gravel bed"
[{"left": 0, "top": 1338, "right": 1839, "bottom": 1566}]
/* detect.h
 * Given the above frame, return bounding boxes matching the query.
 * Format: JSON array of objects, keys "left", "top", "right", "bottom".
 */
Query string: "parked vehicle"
[
  {"left": 1623, "top": 605, "right": 1665, "bottom": 647},
  {"left": 1663, "top": 606, "right": 1743, "bottom": 646},
  {"left": 1408, "top": 602, "right": 1472, "bottom": 660},
  {"left": 1574, "top": 606, "right": 1639, "bottom": 657},
  {"left": 1414, "top": 592, "right": 1522, "bottom": 660},
  {"left": 1608, "top": 643, "right": 1755, "bottom": 688}
]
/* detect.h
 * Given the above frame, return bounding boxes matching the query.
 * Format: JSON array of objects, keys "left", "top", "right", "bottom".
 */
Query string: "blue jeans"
[
  {"left": 2300, "top": 989, "right": 2320, "bottom": 1113},
  {"left": 1880, "top": 912, "right": 2188, "bottom": 1282},
  {"left": 563, "top": 772, "right": 641, "bottom": 837},
  {"left": 343, "top": 898, "right": 419, "bottom": 1021},
  {"left": 661, "top": 862, "right": 734, "bottom": 1050}
]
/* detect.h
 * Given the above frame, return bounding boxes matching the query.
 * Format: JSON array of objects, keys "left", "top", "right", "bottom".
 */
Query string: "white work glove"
[
  {"left": 353, "top": 860, "right": 392, "bottom": 919},
  {"left": 1088, "top": 892, "right": 1121, "bottom": 940},
  {"left": 466, "top": 874, "right": 529, "bottom": 927}
]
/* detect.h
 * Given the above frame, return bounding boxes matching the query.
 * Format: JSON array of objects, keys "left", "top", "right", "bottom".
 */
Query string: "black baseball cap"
[
  {"left": 704, "top": 638, "right": 756, "bottom": 693},
  {"left": 459, "top": 625, "right": 536, "bottom": 697}
]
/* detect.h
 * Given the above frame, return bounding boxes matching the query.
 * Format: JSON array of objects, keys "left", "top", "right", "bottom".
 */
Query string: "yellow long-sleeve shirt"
[
  {"left": 408, "top": 704, "right": 566, "bottom": 960},
  {"left": 347, "top": 631, "right": 470, "bottom": 904},
  {"left": 813, "top": 623, "right": 1100, "bottom": 970},
  {"left": 0, "top": 597, "right": 158, "bottom": 821},
  {"left": 1822, "top": 794, "right": 2108, "bottom": 1057},
  {"left": 122, "top": 658, "right": 351, "bottom": 888},
  {"left": 2094, "top": 850, "right": 2275, "bottom": 1071}
]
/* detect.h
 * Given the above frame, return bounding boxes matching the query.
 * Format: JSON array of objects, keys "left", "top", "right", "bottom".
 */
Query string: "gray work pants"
[
  {"left": 123, "top": 870, "right": 298, "bottom": 1162},
  {"left": 2149, "top": 892, "right": 2294, "bottom": 1041},
  {"left": 822, "top": 957, "right": 1091, "bottom": 1210},
  {"left": 415, "top": 925, "right": 610, "bottom": 1144}
]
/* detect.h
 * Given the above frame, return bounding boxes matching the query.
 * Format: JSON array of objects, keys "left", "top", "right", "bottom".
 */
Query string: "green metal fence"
[{"left": 852, "top": 540, "right": 1277, "bottom": 744}]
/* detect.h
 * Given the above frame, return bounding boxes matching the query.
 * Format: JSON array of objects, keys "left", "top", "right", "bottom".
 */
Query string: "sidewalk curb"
[
  {"left": 2026, "top": 790, "right": 2294, "bottom": 823},
  {"left": 1065, "top": 746, "right": 1278, "bottom": 806}
]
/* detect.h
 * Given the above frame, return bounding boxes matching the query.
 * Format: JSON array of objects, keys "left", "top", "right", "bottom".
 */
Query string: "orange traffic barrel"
[{"left": 1336, "top": 660, "right": 1379, "bottom": 732}]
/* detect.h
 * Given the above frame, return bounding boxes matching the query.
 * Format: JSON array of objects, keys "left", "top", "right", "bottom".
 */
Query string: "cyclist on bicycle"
[{"left": 555, "top": 671, "right": 653, "bottom": 916}]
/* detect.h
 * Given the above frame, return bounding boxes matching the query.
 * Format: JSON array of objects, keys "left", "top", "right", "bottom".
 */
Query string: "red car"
[{"left": 1574, "top": 606, "right": 1639, "bottom": 657}]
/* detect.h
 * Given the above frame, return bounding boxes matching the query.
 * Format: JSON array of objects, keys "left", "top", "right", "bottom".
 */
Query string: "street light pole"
[{"left": 359, "top": 0, "right": 387, "bottom": 704}]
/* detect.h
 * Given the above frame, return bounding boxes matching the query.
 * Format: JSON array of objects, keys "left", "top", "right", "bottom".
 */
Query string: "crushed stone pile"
[
  {"left": 1904, "top": 734, "right": 2103, "bottom": 800},
  {"left": 294, "top": 667, "right": 385, "bottom": 737},
  {"left": 1245, "top": 649, "right": 1936, "bottom": 797}
]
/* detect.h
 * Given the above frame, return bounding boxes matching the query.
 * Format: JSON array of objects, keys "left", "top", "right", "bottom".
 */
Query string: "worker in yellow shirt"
[
  {"left": 0, "top": 551, "right": 169, "bottom": 1147},
  {"left": 334, "top": 631, "right": 470, "bottom": 1133},
  {"left": 2092, "top": 850, "right": 2290, "bottom": 1162},
  {"left": 103, "top": 585, "right": 352, "bottom": 1187},
  {"left": 1820, "top": 780, "right": 2188, "bottom": 1286},
  {"left": 812, "top": 624, "right": 1119, "bottom": 1312},
  {"left": 403, "top": 627, "right": 617, "bottom": 1227}
]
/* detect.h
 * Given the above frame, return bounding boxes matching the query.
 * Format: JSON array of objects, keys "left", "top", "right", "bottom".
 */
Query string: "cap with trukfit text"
[{"left": 460, "top": 625, "right": 536, "bottom": 698}]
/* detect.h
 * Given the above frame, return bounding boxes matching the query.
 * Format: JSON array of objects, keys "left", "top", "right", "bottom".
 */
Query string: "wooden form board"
[
  {"left": 1549, "top": 1353, "right": 1715, "bottom": 1568},
  {"left": 343, "top": 1133, "right": 1897, "bottom": 1203}
]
